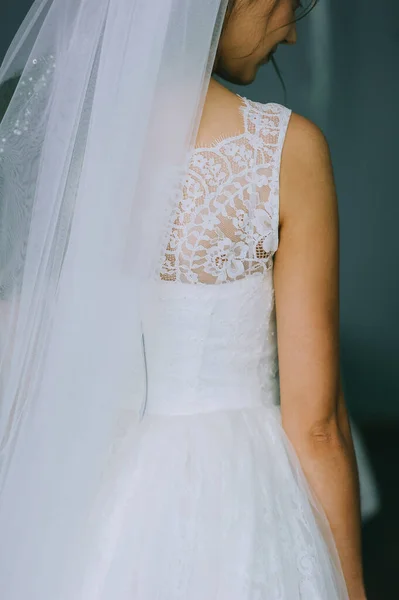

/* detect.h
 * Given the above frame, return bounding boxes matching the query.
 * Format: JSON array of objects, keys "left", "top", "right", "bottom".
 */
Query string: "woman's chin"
[{"left": 214, "top": 64, "right": 258, "bottom": 87}]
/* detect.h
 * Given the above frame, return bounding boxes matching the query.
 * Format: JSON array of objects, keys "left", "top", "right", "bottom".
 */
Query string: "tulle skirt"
[{"left": 78, "top": 403, "right": 349, "bottom": 599}]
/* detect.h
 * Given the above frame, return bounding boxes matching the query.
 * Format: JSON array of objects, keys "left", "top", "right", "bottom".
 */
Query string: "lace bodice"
[
  {"left": 141, "top": 98, "right": 292, "bottom": 416},
  {"left": 160, "top": 98, "right": 292, "bottom": 284}
]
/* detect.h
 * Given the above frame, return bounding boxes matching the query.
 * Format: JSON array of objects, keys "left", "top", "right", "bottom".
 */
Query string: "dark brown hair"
[{"left": 225, "top": 0, "right": 318, "bottom": 25}]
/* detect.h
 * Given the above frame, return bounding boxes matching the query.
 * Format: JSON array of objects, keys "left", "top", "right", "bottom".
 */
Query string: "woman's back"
[{"left": 161, "top": 79, "right": 290, "bottom": 284}]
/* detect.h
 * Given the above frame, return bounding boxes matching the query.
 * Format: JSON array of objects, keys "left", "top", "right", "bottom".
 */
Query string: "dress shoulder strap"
[{"left": 240, "top": 97, "right": 292, "bottom": 251}]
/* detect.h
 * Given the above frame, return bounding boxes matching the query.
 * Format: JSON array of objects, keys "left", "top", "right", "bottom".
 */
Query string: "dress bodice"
[
  {"left": 142, "top": 99, "right": 292, "bottom": 416},
  {"left": 160, "top": 98, "right": 291, "bottom": 285},
  {"left": 142, "top": 273, "right": 279, "bottom": 416}
]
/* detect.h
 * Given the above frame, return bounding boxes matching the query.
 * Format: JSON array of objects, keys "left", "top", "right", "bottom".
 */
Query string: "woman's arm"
[{"left": 274, "top": 113, "right": 366, "bottom": 599}]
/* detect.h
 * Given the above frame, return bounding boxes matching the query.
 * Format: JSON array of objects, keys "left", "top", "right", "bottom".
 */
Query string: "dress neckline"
[{"left": 192, "top": 95, "right": 251, "bottom": 153}]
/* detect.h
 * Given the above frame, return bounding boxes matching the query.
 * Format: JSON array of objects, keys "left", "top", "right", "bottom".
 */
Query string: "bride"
[{"left": 0, "top": 1, "right": 366, "bottom": 598}]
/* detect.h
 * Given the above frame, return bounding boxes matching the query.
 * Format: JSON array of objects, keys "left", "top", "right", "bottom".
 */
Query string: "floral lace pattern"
[{"left": 160, "top": 98, "right": 292, "bottom": 284}]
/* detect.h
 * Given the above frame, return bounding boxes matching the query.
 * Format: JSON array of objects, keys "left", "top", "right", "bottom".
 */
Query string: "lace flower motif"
[{"left": 160, "top": 99, "right": 290, "bottom": 285}]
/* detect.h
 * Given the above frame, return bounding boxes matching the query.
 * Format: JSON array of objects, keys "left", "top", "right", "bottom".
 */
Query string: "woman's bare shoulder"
[
  {"left": 280, "top": 112, "right": 335, "bottom": 226},
  {"left": 286, "top": 112, "right": 329, "bottom": 155}
]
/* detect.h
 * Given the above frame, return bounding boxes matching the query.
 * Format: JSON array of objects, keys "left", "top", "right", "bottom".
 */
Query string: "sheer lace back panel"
[{"left": 160, "top": 98, "right": 292, "bottom": 285}]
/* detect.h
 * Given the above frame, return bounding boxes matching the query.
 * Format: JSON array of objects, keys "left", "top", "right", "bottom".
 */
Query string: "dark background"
[{"left": 1, "top": 1, "right": 399, "bottom": 597}]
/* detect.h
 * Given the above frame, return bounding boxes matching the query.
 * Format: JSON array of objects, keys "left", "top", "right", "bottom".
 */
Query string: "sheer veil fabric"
[{"left": 0, "top": 1, "right": 228, "bottom": 597}]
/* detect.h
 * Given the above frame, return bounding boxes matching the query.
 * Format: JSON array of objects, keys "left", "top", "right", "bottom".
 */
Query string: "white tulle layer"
[{"left": 79, "top": 404, "right": 349, "bottom": 600}]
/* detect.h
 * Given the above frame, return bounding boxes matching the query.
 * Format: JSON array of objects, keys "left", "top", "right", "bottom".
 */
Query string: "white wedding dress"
[{"left": 82, "top": 98, "right": 350, "bottom": 599}]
